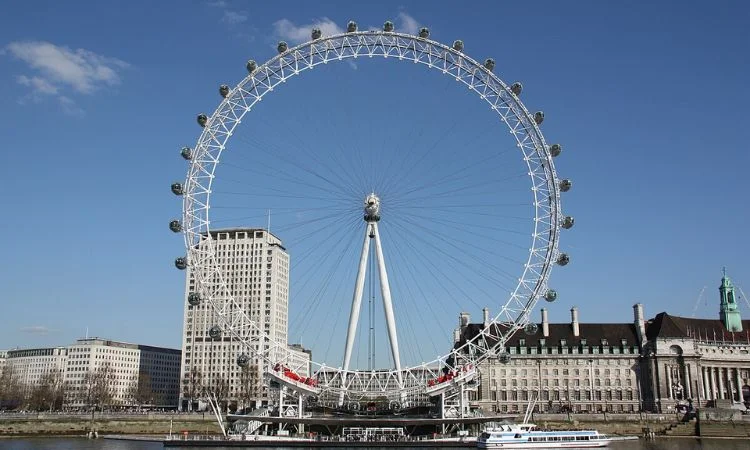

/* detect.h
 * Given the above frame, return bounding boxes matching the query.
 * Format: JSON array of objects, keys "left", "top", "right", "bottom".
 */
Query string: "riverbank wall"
[
  {"left": 2, "top": 411, "right": 749, "bottom": 438},
  {"left": 0, "top": 413, "right": 221, "bottom": 437}
]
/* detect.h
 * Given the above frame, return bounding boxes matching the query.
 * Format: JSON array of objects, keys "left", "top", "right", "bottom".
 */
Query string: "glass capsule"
[{"left": 169, "top": 220, "right": 182, "bottom": 233}]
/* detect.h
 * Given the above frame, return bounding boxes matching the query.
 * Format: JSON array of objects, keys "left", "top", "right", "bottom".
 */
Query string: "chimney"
[
  {"left": 459, "top": 312, "right": 471, "bottom": 330},
  {"left": 541, "top": 308, "right": 549, "bottom": 337},
  {"left": 571, "top": 306, "right": 580, "bottom": 337},
  {"left": 483, "top": 308, "right": 490, "bottom": 327},
  {"left": 633, "top": 303, "right": 646, "bottom": 346}
]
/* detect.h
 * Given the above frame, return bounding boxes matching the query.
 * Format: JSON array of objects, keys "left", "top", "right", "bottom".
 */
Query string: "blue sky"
[{"left": 1, "top": 1, "right": 749, "bottom": 367}]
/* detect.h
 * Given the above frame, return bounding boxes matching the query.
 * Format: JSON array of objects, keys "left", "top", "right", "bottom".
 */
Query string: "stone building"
[
  {"left": 459, "top": 307, "right": 643, "bottom": 414},
  {"left": 457, "top": 271, "right": 750, "bottom": 414},
  {"left": 640, "top": 271, "right": 749, "bottom": 412}
]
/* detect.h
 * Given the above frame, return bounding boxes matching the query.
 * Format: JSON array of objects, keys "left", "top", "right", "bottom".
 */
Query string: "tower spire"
[{"left": 719, "top": 268, "right": 743, "bottom": 332}]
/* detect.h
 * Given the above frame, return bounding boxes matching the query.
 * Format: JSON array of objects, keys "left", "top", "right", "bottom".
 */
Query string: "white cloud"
[
  {"left": 207, "top": 0, "right": 227, "bottom": 7},
  {"left": 396, "top": 12, "right": 420, "bottom": 35},
  {"left": 20, "top": 325, "right": 51, "bottom": 335},
  {"left": 6, "top": 41, "right": 128, "bottom": 94},
  {"left": 4, "top": 41, "right": 128, "bottom": 115},
  {"left": 272, "top": 17, "right": 343, "bottom": 44},
  {"left": 17, "top": 75, "right": 57, "bottom": 94},
  {"left": 58, "top": 95, "right": 85, "bottom": 116},
  {"left": 222, "top": 10, "right": 247, "bottom": 25}
]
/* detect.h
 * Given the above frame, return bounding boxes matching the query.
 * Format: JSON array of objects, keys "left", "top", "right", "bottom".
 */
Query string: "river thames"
[{"left": 1, "top": 438, "right": 749, "bottom": 450}]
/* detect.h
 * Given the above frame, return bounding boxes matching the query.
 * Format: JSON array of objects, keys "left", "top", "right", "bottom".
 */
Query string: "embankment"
[{"left": 0, "top": 413, "right": 221, "bottom": 437}]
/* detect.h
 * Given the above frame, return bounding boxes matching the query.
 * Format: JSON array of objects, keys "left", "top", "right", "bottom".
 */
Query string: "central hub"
[{"left": 363, "top": 193, "right": 381, "bottom": 222}]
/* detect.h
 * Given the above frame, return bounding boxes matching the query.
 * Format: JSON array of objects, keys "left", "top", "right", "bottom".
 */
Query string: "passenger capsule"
[
  {"left": 174, "top": 256, "right": 188, "bottom": 270},
  {"left": 452, "top": 40, "right": 464, "bottom": 52},
  {"left": 533, "top": 111, "right": 545, "bottom": 125},
  {"left": 562, "top": 216, "right": 575, "bottom": 229},
  {"left": 246, "top": 60, "right": 257, "bottom": 73},
  {"left": 544, "top": 289, "right": 557, "bottom": 302},
  {"left": 347, "top": 21, "right": 357, "bottom": 33},
  {"left": 237, "top": 353, "right": 249, "bottom": 367},
  {"left": 169, "top": 220, "right": 182, "bottom": 233},
  {"left": 311, "top": 28, "right": 322, "bottom": 40},
  {"left": 187, "top": 292, "right": 201, "bottom": 306},
  {"left": 484, "top": 58, "right": 495, "bottom": 72},
  {"left": 219, "top": 84, "right": 230, "bottom": 98},
  {"left": 383, "top": 21, "right": 394, "bottom": 32},
  {"left": 171, "top": 182, "right": 183, "bottom": 196},
  {"left": 548, "top": 143, "right": 562, "bottom": 157},
  {"left": 197, "top": 114, "right": 208, "bottom": 127},
  {"left": 418, "top": 27, "right": 430, "bottom": 38},
  {"left": 208, "top": 325, "right": 222, "bottom": 340},
  {"left": 524, "top": 322, "right": 539, "bottom": 336},
  {"left": 510, "top": 82, "right": 523, "bottom": 96},
  {"left": 180, "top": 146, "right": 193, "bottom": 161},
  {"left": 277, "top": 41, "right": 288, "bottom": 53},
  {"left": 559, "top": 179, "right": 572, "bottom": 192},
  {"left": 499, "top": 353, "right": 511, "bottom": 364},
  {"left": 557, "top": 253, "right": 570, "bottom": 266}
]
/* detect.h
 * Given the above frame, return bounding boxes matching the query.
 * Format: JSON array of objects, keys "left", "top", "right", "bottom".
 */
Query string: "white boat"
[
  {"left": 477, "top": 422, "right": 615, "bottom": 448},
  {"left": 477, "top": 393, "right": 634, "bottom": 448}
]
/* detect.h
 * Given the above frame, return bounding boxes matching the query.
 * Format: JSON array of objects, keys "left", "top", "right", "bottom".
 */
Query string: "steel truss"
[{"left": 179, "top": 28, "right": 566, "bottom": 405}]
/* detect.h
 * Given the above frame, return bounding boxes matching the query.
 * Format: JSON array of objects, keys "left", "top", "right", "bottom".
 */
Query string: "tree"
[
  {"left": 183, "top": 366, "right": 204, "bottom": 411},
  {"left": 26, "top": 370, "right": 66, "bottom": 411},
  {"left": 206, "top": 373, "right": 231, "bottom": 413},
  {"left": 127, "top": 371, "right": 155, "bottom": 410},
  {"left": 237, "top": 364, "right": 260, "bottom": 412},
  {"left": 77, "top": 363, "right": 116, "bottom": 411},
  {"left": 0, "top": 367, "right": 23, "bottom": 410}
]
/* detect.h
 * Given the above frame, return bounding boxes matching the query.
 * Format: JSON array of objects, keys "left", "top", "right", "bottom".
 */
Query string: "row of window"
[{"left": 489, "top": 389, "right": 636, "bottom": 401}]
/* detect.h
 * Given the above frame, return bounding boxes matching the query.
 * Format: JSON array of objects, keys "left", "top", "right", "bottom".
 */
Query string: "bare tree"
[
  {"left": 183, "top": 366, "right": 204, "bottom": 411},
  {"left": 0, "top": 367, "right": 23, "bottom": 410},
  {"left": 27, "top": 370, "right": 66, "bottom": 411},
  {"left": 205, "top": 373, "right": 231, "bottom": 436},
  {"left": 127, "top": 371, "right": 155, "bottom": 410},
  {"left": 77, "top": 363, "right": 116, "bottom": 411},
  {"left": 206, "top": 373, "right": 231, "bottom": 412},
  {"left": 237, "top": 364, "right": 260, "bottom": 412}
]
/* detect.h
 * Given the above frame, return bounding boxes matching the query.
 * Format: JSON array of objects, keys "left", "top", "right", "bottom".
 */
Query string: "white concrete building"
[
  {"left": 0, "top": 349, "right": 7, "bottom": 375},
  {"left": 4, "top": 347, "right": 68, "bottom": 400},
  {"left": 179, "top": 228, "right": 310, "bottom": 411},
  {"left": 64, "top": 338, "right": 181, "bottom": 409}
]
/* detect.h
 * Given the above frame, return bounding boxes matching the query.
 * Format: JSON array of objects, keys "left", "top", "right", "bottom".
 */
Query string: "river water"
[{"left": 0, "top": 438, "right": 748, "bottom": 450}]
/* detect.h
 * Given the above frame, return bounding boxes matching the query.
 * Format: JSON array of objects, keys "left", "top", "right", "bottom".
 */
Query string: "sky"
[{"left": 1, "top": 1, "right": 749, "bottom": 368}]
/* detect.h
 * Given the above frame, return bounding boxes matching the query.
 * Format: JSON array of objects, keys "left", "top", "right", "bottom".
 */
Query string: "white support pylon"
[
  {"left": 340, "top": 194, "right": 403, "bottom": 406},
  {"left": 340, "top": 223, "right": 373, "bottom": 405},
  {"left": 371, "top": 221, "right": 403, "bottom": 381}
]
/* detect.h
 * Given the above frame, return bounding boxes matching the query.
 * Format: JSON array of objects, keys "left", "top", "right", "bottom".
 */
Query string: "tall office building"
[{"left": 179, "top": 228, "right": 309, "bottom": 411}]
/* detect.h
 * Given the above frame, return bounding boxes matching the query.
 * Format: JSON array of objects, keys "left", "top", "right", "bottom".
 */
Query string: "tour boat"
[{"left": 477, "top": 422, "right": 615, "bottom": 448}]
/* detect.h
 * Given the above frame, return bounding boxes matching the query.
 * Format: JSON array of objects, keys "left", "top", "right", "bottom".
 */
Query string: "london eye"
[{"left": 169, "top": 20, "right": 574, "bottom": 412}]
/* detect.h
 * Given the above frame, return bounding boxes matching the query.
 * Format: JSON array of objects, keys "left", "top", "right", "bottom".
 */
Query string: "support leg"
[
  {"left": 340, "top": 225, "right": 373, "bottom": 405},
  {"left": 372, "top": 222, "right": 403, "bottom": 386}
]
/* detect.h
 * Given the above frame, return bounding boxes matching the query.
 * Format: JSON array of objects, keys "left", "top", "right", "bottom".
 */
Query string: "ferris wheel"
[{"left": 169, "top": 20, "right": 574, "bottom": 407}]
